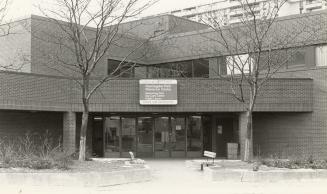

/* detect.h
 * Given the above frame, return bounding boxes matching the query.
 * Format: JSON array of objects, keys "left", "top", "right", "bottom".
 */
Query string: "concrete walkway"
[{"left": 3, "top": 159, "right": 327, "bottom": 194}]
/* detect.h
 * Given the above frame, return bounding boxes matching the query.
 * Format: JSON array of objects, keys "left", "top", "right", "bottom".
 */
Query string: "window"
[
  {"left": 287, "top": 48, "right": 306, "bottom": 68},
  {"left": 255, "top": 50, "right": 288, "bottom": 71},
  {"left": 226, "top": 54, "right": 254, "bottom": 75},
  {"left": 107, "top": 59, "right": 120, "bottom": 76},
  {"left": 171, "top": 61, "right": 193, "bottom": 78},
  {"left": 316, "top": 45, "right": 327, "bottom": 67},
  {"left": 230, "top": 14, "right": 243, "bottom": 20},
  {"left": 147, "top": 65, "right": 160, "bottom": 78},
  {"left": 107, "top": 59, "right": 136, "bottom": 78},
  {"left": 230, "top": 5, "right": 242, "bottom": 12},
  {"left": 134, "top": 65, "right": 147, "bottom": 78},
  {"left": 146, "top": 59, "right": 210, "bottom": 78},
  {"left": 193, "top": 59, "right": 209, "bottom": 77}
]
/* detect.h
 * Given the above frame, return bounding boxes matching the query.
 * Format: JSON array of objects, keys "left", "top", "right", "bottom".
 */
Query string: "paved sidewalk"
[{"left": 3, "top": 159, "right": 327, "bottom": 194}]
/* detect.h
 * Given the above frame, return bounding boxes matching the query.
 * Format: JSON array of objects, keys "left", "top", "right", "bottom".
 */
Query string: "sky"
[{"left": 6, "top": 0, "right": 216, "bottom": 20}]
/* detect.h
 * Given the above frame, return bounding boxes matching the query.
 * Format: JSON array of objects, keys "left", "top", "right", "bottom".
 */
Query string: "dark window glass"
[
  {"left": 253, "top": 50, "right": 288, "bottom": 71},
  {"left": 147, "top": 65, "right": 160, "bottom": 78},
  {"left": 121, "top": 118, "right": 136, "bottom": 152},
  {"left": 137, "top": 117, "right": 153, "bottom": 157},
  {"left": 173, "top": 61, "right": 193, "bottom": 78},
  {"left": 159, "top": 63, "right": 173, "bottom": 78},
  {"left": 107, "top": 59, "right": 120, "bottom": 76},
  {"left": 134, "top": 65, "right": 147, "bottom": 78},
  {"left": 287, "top": 48, "right": 305, "bottom": 68},
  {"left": 171, "top": 117, "right": 186, "bottom": 152},
  {"left": 187, "top": 116, "right": 202, "bottom": 151},
  {"left": 107, "top": 59, "right": 135, "bottom": 78},
  {"left": 104, "top": 117, "right": 120, "bottom": 157},
  {"left": 145, "top": 59, "right": 209, "bottom": 78},
  {"left": 120, "top": 63, "right": 135, "bottom": 78},
  {"left": 193, "top": 59, "right": 209, "bottom": 77},
  {"left": 154, "top": 117, "right": 170, "bottom": 152}
]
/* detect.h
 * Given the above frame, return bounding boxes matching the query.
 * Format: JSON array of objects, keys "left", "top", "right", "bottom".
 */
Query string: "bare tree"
[
  {"left": 0, "top": 0, "right": 15, "bottom": 70},
  {"left": 38, "top": 0, "right": 157, "bottom": 161},
  {"left": 201, "top": 0, "right": 322, "bottom": 161}
]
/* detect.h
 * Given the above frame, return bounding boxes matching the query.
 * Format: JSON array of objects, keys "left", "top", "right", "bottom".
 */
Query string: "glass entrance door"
[
  {"left": 154, "top": 117, "right": 170, "bottom": 157},
  {"left": 121, "top": 117, "right": 136, "bottom": 157},
  {"left": 171, "top": 116, "right": 186, "bottom": 157},
  {"left": 137, "top": 117, "right": 154, "bottom": 157},
  {"left": 154, "top": 116, "right": 186, "bottom": 158},
  {"left": 96, "top": 115, "right": 204, "bottom": 158},
  {"left": 104, "top": 116, "right": 120, "bottom": 158}
]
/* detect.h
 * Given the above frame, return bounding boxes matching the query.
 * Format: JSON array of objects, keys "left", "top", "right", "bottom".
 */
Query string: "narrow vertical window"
[{"left": 316, "top": 45, "right": 327, "bottom": 67}]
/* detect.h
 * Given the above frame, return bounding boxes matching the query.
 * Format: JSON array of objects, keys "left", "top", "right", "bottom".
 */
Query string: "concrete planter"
[
  {"left": 0, "top": 167, "right": 152, "bottom": 187},
  {"left": 205, "top": 168, "right": 327, "bottom": 182}
]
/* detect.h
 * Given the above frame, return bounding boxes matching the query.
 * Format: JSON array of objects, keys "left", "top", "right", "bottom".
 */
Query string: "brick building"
[{"left": 0, "top": 10, "right": 326, "bottom": 159}]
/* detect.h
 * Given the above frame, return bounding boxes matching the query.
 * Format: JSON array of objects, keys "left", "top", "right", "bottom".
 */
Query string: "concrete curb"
[
  {"left": 186, "top": 160, "right": 327, "bottom": 182},
  {"left": 205, "top": 168, "right": 327, "bottom": 182},
  {"left": 0, "top": 167, "right": 152, "bottom": 187}
]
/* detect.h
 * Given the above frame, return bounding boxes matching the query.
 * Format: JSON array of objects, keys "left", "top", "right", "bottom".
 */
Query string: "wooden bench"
[{"left": 201, "top": 151, "right": 216, "bottom": 170}]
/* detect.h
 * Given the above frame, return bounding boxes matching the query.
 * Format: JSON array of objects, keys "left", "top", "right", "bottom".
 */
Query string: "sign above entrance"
[{"left": 139, "top": 79, "right": 177, "bottom": 105}]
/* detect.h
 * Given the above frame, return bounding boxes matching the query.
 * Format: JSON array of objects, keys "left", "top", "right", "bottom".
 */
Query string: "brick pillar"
[
  {"left": 239, "top": 112, "right": 247, "bottom": 160},
  {"left": 63, "top": 112, "right": 76, "bottom": 154}
]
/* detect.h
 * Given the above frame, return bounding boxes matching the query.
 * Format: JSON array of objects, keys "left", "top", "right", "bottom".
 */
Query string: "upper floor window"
[
  {"left": 108, "top": 58, "right": 209, "bottom": 79},
  {"left": 226, "top": 54, "right": 254, "bottom": 75},
  {"left": 287, "top": 48, "right": 306, "bottom": 69},
  {"left": 107, "top": 59, "right": 135, "bottom": 78},
  {"left": 315, "top": 45, "right": 327, "bottom": 67},
  {"left": 147, "top": 59, "right": 209, "bottom": 78}
]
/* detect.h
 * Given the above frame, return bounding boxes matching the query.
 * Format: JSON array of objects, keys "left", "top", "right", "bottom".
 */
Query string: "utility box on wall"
[{"left": 227, "top": 143, "right": 238, "bottom": 159}]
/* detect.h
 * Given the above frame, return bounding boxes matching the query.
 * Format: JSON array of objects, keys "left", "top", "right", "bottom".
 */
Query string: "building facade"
[
  {"left": 0, "top": 10, "right": 326, "bottom": 159},
  {"left": 160, "top": 0, "right": 327, "bottom": 24}
]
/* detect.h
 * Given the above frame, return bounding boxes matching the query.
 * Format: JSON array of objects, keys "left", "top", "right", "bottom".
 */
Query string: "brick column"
[
  {"left": 63, "top": 112, "right": 76, "bottom": 154},
  {"left": 239, "top": 112, "right": 247, "bottom": 160}
]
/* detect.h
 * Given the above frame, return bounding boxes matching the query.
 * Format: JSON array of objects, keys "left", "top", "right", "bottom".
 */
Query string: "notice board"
[{"left": 139, "top": 79, "right": 177, "bottom": 105}]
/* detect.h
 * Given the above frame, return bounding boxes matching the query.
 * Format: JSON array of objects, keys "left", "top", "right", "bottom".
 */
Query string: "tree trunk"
[
  {"left": 79, "top": 109, "right": 89, "bottom": 161},
  {"left": 243, "top": 110, "right": 253, "bottom": 162},
  {"left": 79, "top": 78, "right": 90, "bottom": 161}
]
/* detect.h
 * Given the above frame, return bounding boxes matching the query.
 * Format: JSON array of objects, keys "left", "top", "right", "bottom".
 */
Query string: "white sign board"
[{"left": 139, "top": 79, "right": 178, "bottom": 105}]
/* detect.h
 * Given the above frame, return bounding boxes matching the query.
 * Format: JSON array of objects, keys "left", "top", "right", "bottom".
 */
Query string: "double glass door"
[{"left": 154, "top": 117, "right": 186, "bottom": 157}]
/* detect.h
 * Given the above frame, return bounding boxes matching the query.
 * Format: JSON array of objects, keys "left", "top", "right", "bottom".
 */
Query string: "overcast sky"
[{"left": 7, "top": 0, "right": 216, "bottom": 20}]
